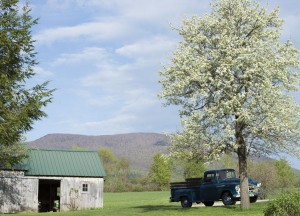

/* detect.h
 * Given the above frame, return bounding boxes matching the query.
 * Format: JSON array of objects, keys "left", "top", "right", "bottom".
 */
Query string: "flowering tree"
[{"left": 159, "top": 0, "right": 300, "bottom": 209}]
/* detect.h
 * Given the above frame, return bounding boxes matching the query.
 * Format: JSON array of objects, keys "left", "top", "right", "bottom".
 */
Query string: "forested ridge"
[{"left": 27, "top": 133, "right": 170, "bottom": 171}]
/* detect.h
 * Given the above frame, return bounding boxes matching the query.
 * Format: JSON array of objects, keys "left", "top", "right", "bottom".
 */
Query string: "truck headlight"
[
  {"left": 257, "top": 183, "right": 261, "bottom": 188},
  {"left": 235, "top": 185, "right": 240, "bottom": 191}
]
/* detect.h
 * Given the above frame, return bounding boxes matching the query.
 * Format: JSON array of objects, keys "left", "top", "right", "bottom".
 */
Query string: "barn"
[{"left": 0, "top": 149, "right": 106, "bottom": 213}]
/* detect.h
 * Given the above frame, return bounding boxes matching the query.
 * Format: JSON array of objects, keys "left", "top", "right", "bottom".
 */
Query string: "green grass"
[{"left": 16, "top": 191, "right": 268, "bottom": 216}]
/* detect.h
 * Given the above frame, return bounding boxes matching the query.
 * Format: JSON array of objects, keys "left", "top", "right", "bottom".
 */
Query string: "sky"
[{"left": 23, "top": 1, "right": 300, "bottom": 166}]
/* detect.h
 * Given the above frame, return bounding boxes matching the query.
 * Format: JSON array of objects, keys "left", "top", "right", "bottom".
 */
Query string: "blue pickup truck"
[{"left": 170, "top": 168, "right": 262, "bottom": 208}]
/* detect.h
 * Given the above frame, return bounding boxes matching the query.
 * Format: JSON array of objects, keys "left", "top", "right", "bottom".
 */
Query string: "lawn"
[{"left": 16, "top": 191, "right": 268, "bottom": 216}]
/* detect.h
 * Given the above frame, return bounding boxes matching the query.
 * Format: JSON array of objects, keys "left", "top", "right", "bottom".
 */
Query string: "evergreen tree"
[{"left": 0, "top": 0, "right": 53, "bottom": 166}]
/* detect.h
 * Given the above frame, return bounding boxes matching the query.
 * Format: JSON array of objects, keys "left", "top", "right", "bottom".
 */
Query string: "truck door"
[{"left": 200, "top": 172, "right": 219, "bottom": 201}]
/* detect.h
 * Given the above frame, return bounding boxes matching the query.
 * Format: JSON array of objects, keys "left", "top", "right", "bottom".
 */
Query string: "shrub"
[
  {"left": 264, "top": 191, "right": 300, "bottom": 216},
  {"left": 248, "top": 160, "right": 279, "bottom": 199}
]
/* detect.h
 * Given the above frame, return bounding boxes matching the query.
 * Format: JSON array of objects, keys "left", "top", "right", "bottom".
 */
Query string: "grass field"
[{"left": 16, "top": 191, "right": 268, "bottom": 216}]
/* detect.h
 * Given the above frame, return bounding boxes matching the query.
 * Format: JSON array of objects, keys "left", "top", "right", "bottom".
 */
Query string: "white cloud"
[
  {"left": 81, "top": 66, "right": 133, "bottom": 89},
  {"left": 75, "top": 0, "right": 112, "bottom": 8},
  {"left": 54, "top": 47, "right": 110, "bottom": 65},
  {"left": 116, "top": 35, "right": 178, "bottom": 60},
  {"left": 77, "top": 114, "right": 138, "bottom": 134},
  {"left": 73, "top": 87, "right": 180, "bottom": 135},
  {"left": 74, "top": 0, "right": 207, "bottom": 24},
  {"left": 45, "top": 0, "right": 114, "bottom": 10},
  {"left": 34, "top": 20, "right": 133, "bottom": 45},
  {"left": 86, "top": 95, "right": 119, "bottom": 108},
  {"left": 120, "top": 89, "right": 157, "bottom": 112},
  {"left": 46, "top": 0, "right": 71, "bottom": 11},
  {"left": 73, "top": 89, "right": 92, "bottom": 98},
  {"left": 115, "top": 0, "right": 204, "bottom": 23},
  {"left": 33, "top": 0, "right": 209, "bottom": 46},
  {"left": 34, "top": 66, "right": 55, "bottom": 78}
]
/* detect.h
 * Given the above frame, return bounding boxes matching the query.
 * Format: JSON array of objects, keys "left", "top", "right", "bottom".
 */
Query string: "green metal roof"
[{"left": 23, "top": 149, "right": 106, "bottom": 177}]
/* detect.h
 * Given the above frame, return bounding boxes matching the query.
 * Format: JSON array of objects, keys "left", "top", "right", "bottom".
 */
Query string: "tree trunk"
[
  {"left": 236, "top": 118, "right": 250, "bottom": 209},
  {"left": 237, "top": 144, "right": 250, "bottom": 209}
]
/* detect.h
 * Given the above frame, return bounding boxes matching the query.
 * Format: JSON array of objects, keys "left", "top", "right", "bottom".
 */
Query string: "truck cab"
[
  {"left": 170, "top": 168, "right": 261, "bottom": 208},
  {"left": 201, "top": 169, "right": 241, "bottom": 205}
]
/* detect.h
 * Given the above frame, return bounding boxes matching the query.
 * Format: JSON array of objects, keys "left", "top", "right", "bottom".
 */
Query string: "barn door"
[{"left": 38, "top": 179, "right": 61, "bottom": 212}]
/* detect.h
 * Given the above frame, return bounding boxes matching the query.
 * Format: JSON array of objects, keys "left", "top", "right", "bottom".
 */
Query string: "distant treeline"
[{"left": 72, "top": 145, "right": 299, "bottom": 196}]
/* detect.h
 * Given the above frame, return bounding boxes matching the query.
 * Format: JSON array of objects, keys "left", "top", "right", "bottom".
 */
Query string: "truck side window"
[
  {"left": 219, "top": 171, "right": 227, "bottom": 180},
  {"left": 205, "top": 173, "right": 215, "bottom": 182}
]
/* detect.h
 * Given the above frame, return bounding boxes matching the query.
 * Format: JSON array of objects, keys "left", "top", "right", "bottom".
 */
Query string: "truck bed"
[{"left": 170, "top": 178, "right": 203, "bottom": 189}]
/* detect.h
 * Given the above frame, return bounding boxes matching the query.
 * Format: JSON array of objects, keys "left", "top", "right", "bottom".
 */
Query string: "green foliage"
[
  {"left": 275, "top": 159, "right": 297, "bottom": 188},
  {"left": 71, "top": 145, "right": 88, "bottom": 151},
  {"left": 248, "top": 160, "right": 279, "bottom": 199},
  {"left": 208, "top": 154, "right": 237, "bottom": 170},
  {"left": 248, "top": 159, "right": 298, "bottom": 199},
  {"left": 170, "top": 158, "right": 206, "bottom": 182},
  {"left": 97, "top": 147, "right": 131, "bottom": 192},
  {"left": 264, "top": 191, "right": 300, "bottom": 216},
  {"left": 0, "top": 142, "right": 27, "bottom": 167},
  {"left": 148, "top": 153, "right": 172, "bottom": 190},
  {"left": 98, "top": 147, "right": 119, "bottom": 166},
  {"left": 97, "top": 147, "right": 177, "bottom": 192},
  {"left": 97, "top": 147, "right": 155, "bottom": 192},
  {"left": 0, "top": 0, "right": 53, "bottom": 166},
  {"left": 182, "top": 159, "right": 206, "bottom": 179},
  {"left": 222, "top": 154, "right": 237, "bottom": 169}
]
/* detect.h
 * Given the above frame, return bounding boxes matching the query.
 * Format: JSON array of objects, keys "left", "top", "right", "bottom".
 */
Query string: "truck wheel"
[
  {"left": 203, "top": 201, "right": 214, "bottom": 206},
  {"left": 181, "top": 197, "right": 192, "bottom": 208},
  {"left": 250, "top": 196, "right": 258, "bottom": 203},
  {"left": 222, "top": 192, "right": 236, "bottom": 205}
]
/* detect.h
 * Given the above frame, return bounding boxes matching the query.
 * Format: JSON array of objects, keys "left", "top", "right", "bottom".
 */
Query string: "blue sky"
[{"left": 24, "top": 1, "right": 300, "bottom": 166}]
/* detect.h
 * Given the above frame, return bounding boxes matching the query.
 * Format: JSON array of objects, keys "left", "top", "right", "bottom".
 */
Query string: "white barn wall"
[
  {"left": 60, "top": 177, "right": 104, "bottom": 211},
  {"left": 21, "top": 177, "right": 39, "bottom": 212},
  {"left": 0, "top": 171, "right": 38, "bottom": 213},
  {"left": 0, "top": 171, "right": 104, "bottom": 213}
]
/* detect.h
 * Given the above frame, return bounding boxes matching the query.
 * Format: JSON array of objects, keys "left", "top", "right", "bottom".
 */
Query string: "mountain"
[
  {"left": 27, "top": 133, "right": 300, "bottom": 175},
  {"left": 26, "top": 133, "right": 171, "bottom": 171}
]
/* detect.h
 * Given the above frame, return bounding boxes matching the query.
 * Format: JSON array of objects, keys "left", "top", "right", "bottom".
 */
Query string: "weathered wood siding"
[
  {"left": 0, "top": 171, "right": 38, "bottom": 213},
  {"left": 60, "top": 177, "right": 104, "bottom": 211},
  {"left": 0, "top": 171, "right": 104, "bottom": 213}
]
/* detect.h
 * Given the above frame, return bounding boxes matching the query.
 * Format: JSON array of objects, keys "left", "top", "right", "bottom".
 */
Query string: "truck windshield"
[{"left": 218, "top": 170, "right": 236, "bottom": 180}]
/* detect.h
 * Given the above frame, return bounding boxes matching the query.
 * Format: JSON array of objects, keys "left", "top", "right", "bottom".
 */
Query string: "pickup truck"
[{"left": 170, "top": 168, "right": 262, "bottom": 208}]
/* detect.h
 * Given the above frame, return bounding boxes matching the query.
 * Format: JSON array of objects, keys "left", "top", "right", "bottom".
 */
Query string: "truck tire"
[
  {"left": 181, "top": 197, "right": 192, "bottom": 208},
  {"left": 250, "top": 196, "right": 258, "bottom": 203},
  {"left": 221, "top": 192, "right": 236, "bottom": 205},
  {"left": 203, "top": 201, "right": 214, "bottom": 206}
]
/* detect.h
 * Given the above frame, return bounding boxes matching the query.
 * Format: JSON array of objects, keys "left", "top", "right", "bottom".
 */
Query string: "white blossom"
[{"left": 159, "top": 0, "right": 300, "bottom": 161}]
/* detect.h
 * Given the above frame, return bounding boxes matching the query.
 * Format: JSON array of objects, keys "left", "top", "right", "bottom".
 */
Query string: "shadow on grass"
[
  {"left": 132, "top": 205, "right": 180, "bottom": 212},
  {"left": 132, "top": 204, "right": 237, "bottom": 213}
]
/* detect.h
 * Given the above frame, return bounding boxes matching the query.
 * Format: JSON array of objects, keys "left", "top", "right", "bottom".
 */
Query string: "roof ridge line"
[{"left": 29, "top": 148, "right": 97, "bottom": 153}]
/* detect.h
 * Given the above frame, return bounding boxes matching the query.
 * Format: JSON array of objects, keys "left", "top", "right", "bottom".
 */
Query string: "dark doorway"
[{"left": 38, "top": 179, "right": 61, "bottom": 212}]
